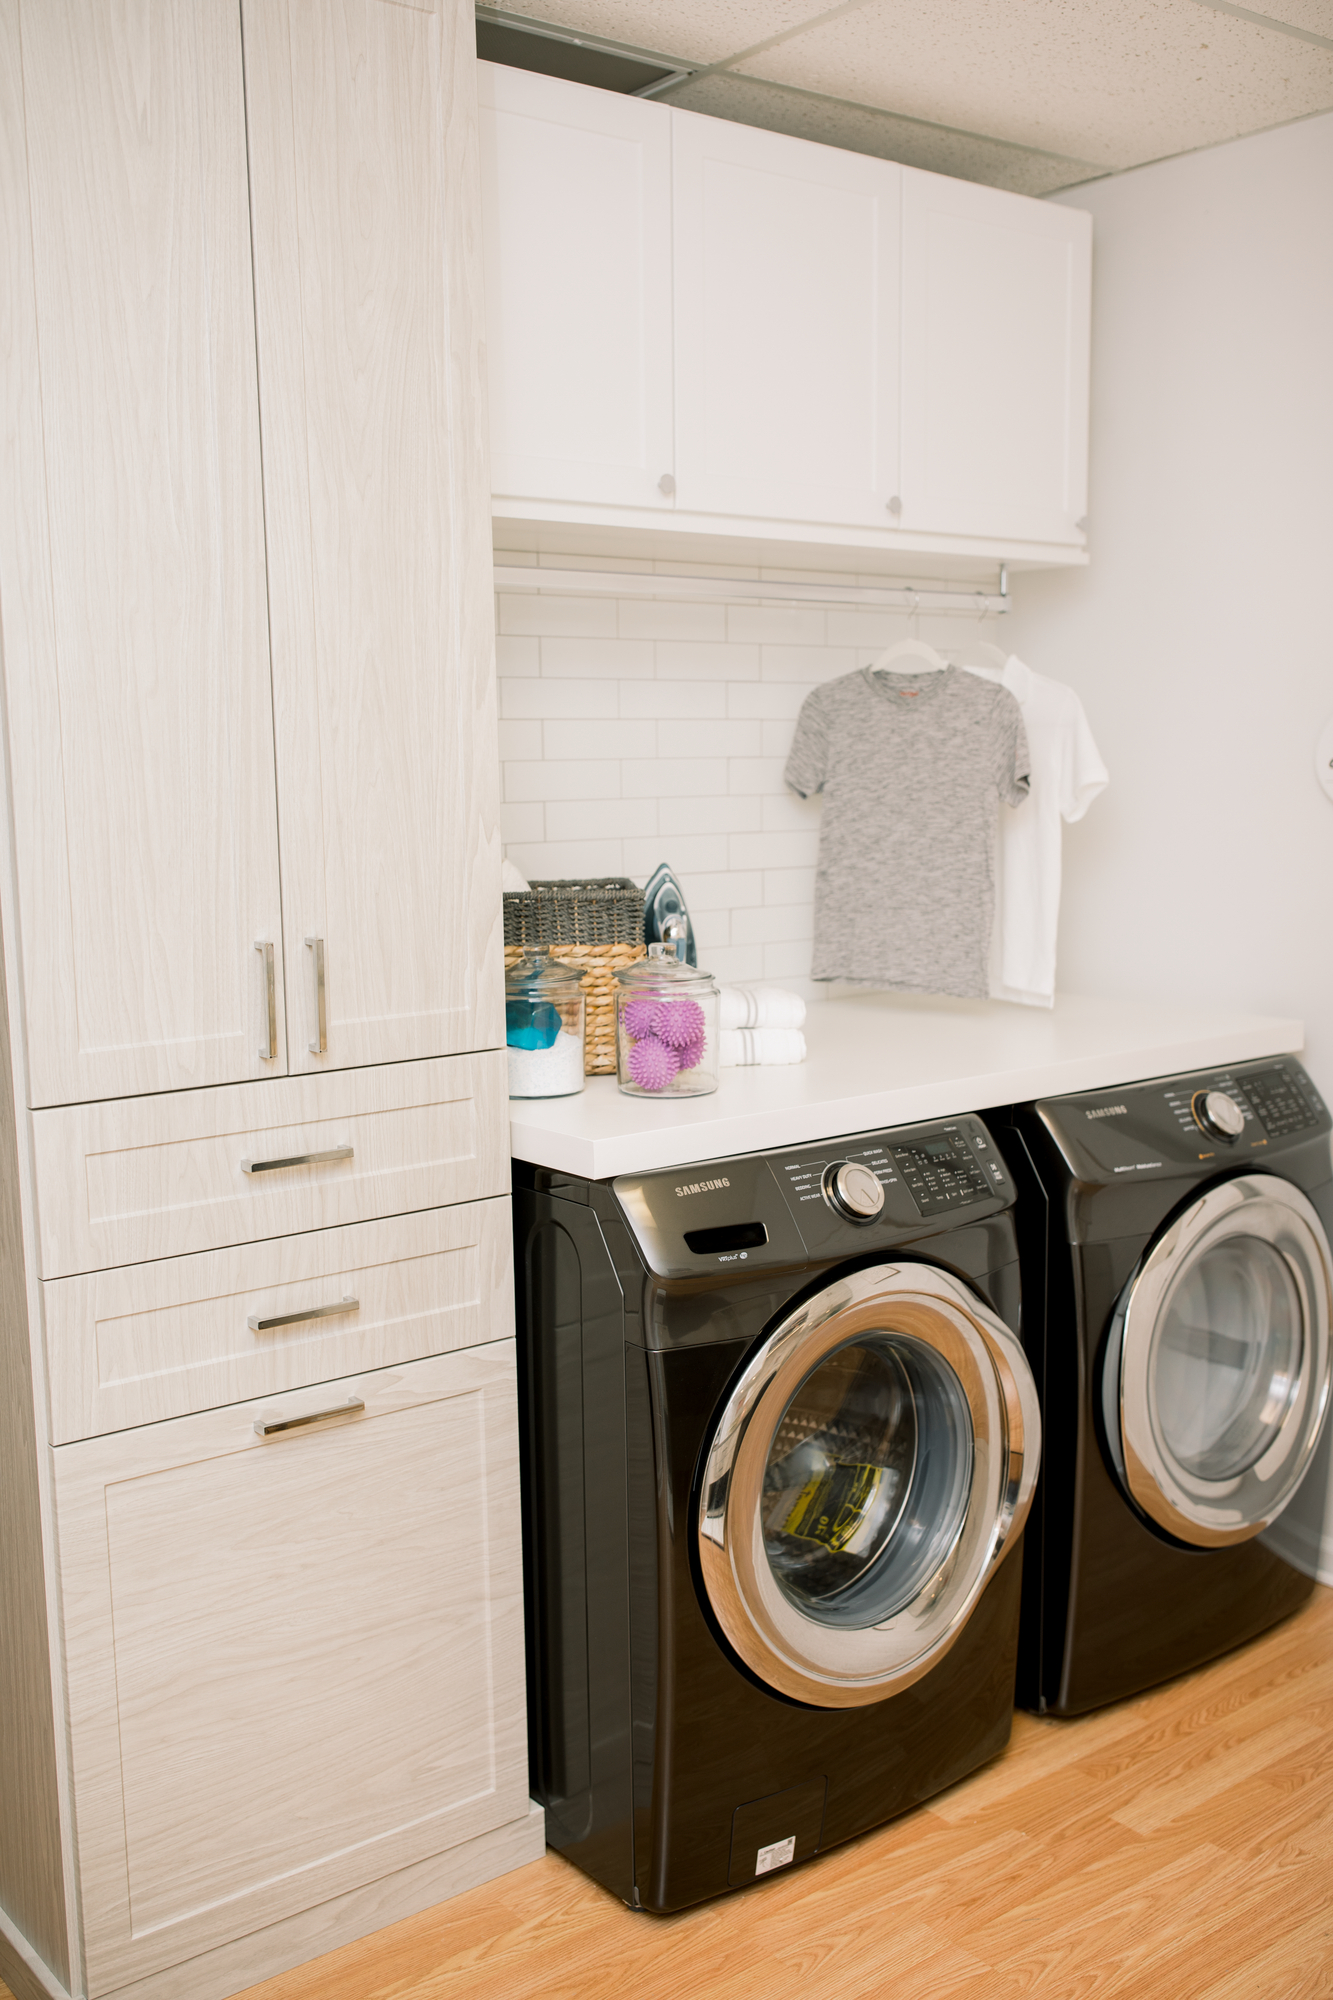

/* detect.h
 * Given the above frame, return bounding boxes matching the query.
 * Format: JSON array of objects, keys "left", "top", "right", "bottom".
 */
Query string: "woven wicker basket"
[{"left": 503, "top": 878, "right": 645, "bottom": 1075}]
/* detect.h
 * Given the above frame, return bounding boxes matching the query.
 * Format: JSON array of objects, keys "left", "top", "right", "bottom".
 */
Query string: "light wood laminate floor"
[{"left": 7, "top": 1586, "right": 1331, "bottom": 2000}]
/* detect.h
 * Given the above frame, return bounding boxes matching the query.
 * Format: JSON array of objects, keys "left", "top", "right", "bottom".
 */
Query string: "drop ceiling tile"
[
  {"left": 666, "top": 70, "right": 1100, "bottom": 192},
  {"left": 479, "top": 0, "right": 823, "bottom": 67},
  {"left": 738, "top": 0, "right": 1333, "bottom": 167}
]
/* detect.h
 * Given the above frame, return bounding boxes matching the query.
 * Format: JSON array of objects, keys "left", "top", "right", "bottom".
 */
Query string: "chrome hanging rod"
[{"left": 493, "top": 564, "right": 1009, "bottom": 616}]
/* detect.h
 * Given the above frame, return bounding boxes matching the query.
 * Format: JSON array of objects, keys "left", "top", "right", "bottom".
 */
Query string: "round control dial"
[
  {"left": 1192, "top": 1089, "right": 1245, "bottom": 1141},
  {"left": 821, "top": 1160, "right": 886, "bottom": 1220}
]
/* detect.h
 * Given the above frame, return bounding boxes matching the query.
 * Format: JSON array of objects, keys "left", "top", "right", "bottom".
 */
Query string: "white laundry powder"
[{"left": 507, "top": 1030, "right": 584, "bottom": 1098}]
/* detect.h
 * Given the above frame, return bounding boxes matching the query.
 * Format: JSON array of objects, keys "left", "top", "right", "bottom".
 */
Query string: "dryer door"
[
  {"left": 697, "top": 1263, "right": 1039, "bottom": 1708},
  {"left": 1103, "top": 1174, "right": 1333, "bottom": 1548}
]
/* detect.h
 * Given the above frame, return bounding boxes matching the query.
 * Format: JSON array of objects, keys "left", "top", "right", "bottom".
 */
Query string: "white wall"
[
  {"left": 495, "top": 564, "right": 993, "bottom": 987},
  {"left": 1007, "top": 110, "right": 1333, "bottom": 1579}
]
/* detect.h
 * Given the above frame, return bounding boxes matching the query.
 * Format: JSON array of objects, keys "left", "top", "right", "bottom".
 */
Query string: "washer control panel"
[
  {"left": 776, "top": 1114, "right": 1013, "bottom": 1240},
  {"left": 891, "top": 1131, "right": 996, "bottom": 1216}
]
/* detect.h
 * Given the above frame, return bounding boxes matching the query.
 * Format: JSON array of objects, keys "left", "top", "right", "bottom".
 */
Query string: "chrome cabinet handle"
[
  {"left": 256, "top": 940, "right": 277, "bottom": 1061},
  {"left": 240, "top": 1144, "right": 354, "bottom": 1175},
  {"left": 248, "top": 1295, "right": 360, "bottom": 1333},
  {"left": 306, "top": 935, "right": 327, "bottom": 1054},
  {"left": 253, "top": 1395, "right": 364, "bottom": 1439}
]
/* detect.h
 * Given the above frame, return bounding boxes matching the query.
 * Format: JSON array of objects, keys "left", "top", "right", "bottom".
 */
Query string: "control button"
[
  {"left": 822, "top": 1160, "right": 886, "bottom": 1221},
  {"left": 1193, "top": 1089, "right": 1245, "bottom": 1141}
]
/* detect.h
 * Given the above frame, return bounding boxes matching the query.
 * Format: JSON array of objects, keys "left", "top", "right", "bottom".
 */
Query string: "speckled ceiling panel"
[
  {"left": 666, "top": 70, "right": 1100, "bottom": 192},
  {"left": 479, "top": 1, "right": 821, "bottom": 66},
  {"left": 1228, "top": 0, "right": 1333, "bottom": 34},
  {"left": 738, "top": 0, "right": 1333, "bottom": 167}
]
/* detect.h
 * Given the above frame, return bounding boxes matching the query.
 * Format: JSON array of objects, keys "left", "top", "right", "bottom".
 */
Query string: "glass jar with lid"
[
  {"left": 505, "top": 949, "right": 585, "bottom": 1098},
  {"left": 614, "top": 942, "right": 719, "bottom": 1098}
]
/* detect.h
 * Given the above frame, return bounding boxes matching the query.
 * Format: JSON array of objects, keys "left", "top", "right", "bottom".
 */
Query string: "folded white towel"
[
  {"left": 719, "top": 1027, "right": 806, "bottom": 1067},
  {"left": 719, "top": 984, "right": 807, "bottom": 1031}
]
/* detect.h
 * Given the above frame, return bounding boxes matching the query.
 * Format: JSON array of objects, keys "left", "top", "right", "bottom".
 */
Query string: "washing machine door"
[
  {"left": 1103, "top": 1174, "right": 1333, "bottom": 1548},
  {"left": 696, "top": 1263, "right": 1039, "bottom": 1709}
]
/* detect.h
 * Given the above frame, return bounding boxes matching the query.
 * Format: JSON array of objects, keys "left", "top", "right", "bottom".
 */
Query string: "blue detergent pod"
[{"left": 506, "top": 998, "right": 562, "bottom": 1050}]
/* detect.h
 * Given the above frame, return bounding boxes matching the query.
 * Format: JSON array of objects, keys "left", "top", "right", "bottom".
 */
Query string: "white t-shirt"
[{"left": 967, "top": 657, "right": 1108, "bottom": 1008}]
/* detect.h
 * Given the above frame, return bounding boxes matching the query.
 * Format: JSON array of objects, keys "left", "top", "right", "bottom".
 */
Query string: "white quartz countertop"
[{"left": 508, "top": 990, "right": 1303, "bottom": 1181}]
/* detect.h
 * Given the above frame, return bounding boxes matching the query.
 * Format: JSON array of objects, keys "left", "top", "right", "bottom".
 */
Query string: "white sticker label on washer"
[{"left": 755, "top": 1836, "right": 795, "bottom": 1876}]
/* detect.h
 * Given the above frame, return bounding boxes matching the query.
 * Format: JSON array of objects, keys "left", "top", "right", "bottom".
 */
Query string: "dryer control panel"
[
  {"left": 1036, "top": 1056, "right": 1330, "bottom": 1187},
  {"left": 613, "top": 1114, "right": 1015, "bottom": 1277}
]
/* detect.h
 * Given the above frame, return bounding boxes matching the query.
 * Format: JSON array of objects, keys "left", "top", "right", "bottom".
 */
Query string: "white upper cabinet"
[
  {"left": 479, "top": 68, "right": 1092, "bottom": 562},
  {"left": 0, "top": 0, "right": 288, "bottom": 1108},
  {"left": 672, "top": 114, "right": 901, "bottom": 528},
  {"left": 899, "top": 168, "right": 1091, "bottom": 546},
  {"left": 478, "top": 62, "right": 674, "bottom": 510},
  {"left": 246, "top": 0, "right": 504, "bottom": 1074}
]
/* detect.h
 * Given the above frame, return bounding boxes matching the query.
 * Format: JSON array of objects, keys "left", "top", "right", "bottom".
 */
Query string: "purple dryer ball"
[
  {"left": 627, "top": 1036, "right": 679, "bottom": 1092},
  {"left": 674, "top": 1033, "right": 705, "bottom": 1073},
  {"left": 622, "top": 996, "right": 665, "bottom": 1041},
  {"left": 658, "top": 998, "right": 706, "bottom": 1049}
]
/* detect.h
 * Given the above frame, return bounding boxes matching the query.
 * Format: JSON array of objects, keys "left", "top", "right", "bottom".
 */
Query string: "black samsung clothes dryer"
[
  {"left": 512, "top": 1115, "right": 1040, "bottom": 1912},
  {"left": 998, "top": 1058, "right": 1333, "bottom": 1718}
]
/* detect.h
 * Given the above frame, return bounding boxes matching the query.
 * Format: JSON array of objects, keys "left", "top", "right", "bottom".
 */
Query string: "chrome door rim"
[
  {"left": 1112, "top": 1175, "right": 1332, "bottom": 1548},
  {"left": 697, "top": 1263, "right": 1039, "bottom": 1708}
]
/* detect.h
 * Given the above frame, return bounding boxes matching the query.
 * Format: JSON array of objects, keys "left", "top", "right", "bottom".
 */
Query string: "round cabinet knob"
[
  {"left": 822, "top": 1160, "right": 886, "bottom": 1220},
  {"left": 1193, "top": 1089, "right": 1245, "bottom": 1141}
]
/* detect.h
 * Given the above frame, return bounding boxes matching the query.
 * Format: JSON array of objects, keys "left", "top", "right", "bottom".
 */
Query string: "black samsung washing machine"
[
  {"left": 998, "top": 1057, "right": 1333, "bottom": 1717},
  {"left": 511, "top": 1114, "right": 1040, "bottom": 1912}
]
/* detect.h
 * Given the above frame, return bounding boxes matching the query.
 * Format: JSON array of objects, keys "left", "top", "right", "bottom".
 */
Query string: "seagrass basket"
[{"left": 503, "top": 878, "right": 645, "bottom": 1075}]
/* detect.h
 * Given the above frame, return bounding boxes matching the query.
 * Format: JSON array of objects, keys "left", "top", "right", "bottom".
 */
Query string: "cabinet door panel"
[
  {"left": 479, "top": 62, "right": 675, "bottom": 509},
  {"left": 245, "top": 0, "right": 503, "bottom": 1075},
  {"left": 673, "top": 112, "right": 901, "bottom": 528},
  {"left": 44, "top": 1197, "right": 513, "bottom": 1441},
  {"left": 900, "top": 170, "right": 1091, "bottom": 545},
  {"left": 0, "top": 0, "right": 287, "bottom": 1106},
  {"left": 54, "top": 1345, "right": 528, "bottom": 1995}
]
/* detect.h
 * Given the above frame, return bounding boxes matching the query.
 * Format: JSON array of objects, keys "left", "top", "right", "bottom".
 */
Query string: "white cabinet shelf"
[{"left": 479, "top": 61, "right": 1092, "bottom": 571}]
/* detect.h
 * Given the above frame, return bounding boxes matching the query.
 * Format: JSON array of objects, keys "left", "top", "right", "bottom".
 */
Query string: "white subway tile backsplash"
[
  {"left": 683, "top": 870, "right": 765, "bottom": 912},
  {"left": 726, "top": 605, "right": 826, "bottom": 646},
  {"left": 760, "top": 644, "right": 857, "bottom": 683},
  {"left": 656, "top": 797, "right": 762, "bottom": 836},
  {"left": 656, "top": 639, "right": 760, "bottom": 680},
  {"left": 763, "top": 939, "right": 815, "bottom": 980},
  {"left": 506, "top": 838, "right": 627, "bottom": 880},
  {"left": 728, "top": 756, "right": 788, "bottom": 795},
  {"left": 541, "top": 635, "right": 655, "bottom": 679},
  {"left": 761, "top": 718, "right": 798, "bottom": 759},
  {"left": 619, "top": 679, "right": 727, "bottom": 719},
  {"left": 505, "top": 759, "right": 622, "bottom": 803},
  {"left": 692, "top": 909, "right": 731, "bottom": 949},
  {"left": 622, "top": 833, "right": 728, "bottom": 876},
  {"left": 764, "top": 866, "right": 817, "bottom": 905},
  {"left": 497, "top": 719, "right": 544, "bottom": 762},
  {"left": 618, "top": 598, "right": 727, "bottom": 642},
  {"left": 726, "top": 681, "right": 812, "bottom": 718},
  {"left": 701, "top": 943, "right": 767, "bottom": 983},
  {"left": 545, "top": 798, "right": 658, "bottom": 842},
  {"left": 543, "top": 719, "right": 657, "bottom": 761},
  {"left": 621, "top": 757, "right": 730, "bottom": 799},
  {"left": 498, "top": 592, "right": 618, "bottom": 638},
  {"left": 501, "top": 678, "right": 619, "bottom": 720},
  {"left": 657, "top": 718, "right": 762, "bottom": 759},
  {"left": 499, "top": 801, "right": 546, "bottom": 846},
  {"left": 729, "top": 829, "right": 820, "bottom": 871},
  {"left": 762, "top": 792, "right": 823, "bottom": 831},
  {"left": 495, "top": 634, "right": 541, "bottom": 677},
  {"left": 731, "top": 901, "right": 814, "bottom": 946}
]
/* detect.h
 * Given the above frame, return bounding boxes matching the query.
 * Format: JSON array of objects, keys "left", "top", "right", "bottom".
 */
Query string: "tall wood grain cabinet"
[{"left": 0, "top": 6, "right": 541, "bottom": 2000}]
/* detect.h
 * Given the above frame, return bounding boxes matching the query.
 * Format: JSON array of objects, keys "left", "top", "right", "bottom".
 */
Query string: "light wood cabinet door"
[
  {"left": 478, "top": 62, "right": 675, "bottom": 510},
  {"left": 900, "top": 169, "right": 1091, "bottom": 546},
  {"left": 244, "top": 0, "right": 504, "bottom": 1076},
  {"left": 53, "top": 1344, "right": 529, "bottom": 1997},
  {"left": 672, "top": 111, "right": 901, "bottom": 529},
  {"left": 0, "top": 0, "right": 288, "bottom": 1108}
]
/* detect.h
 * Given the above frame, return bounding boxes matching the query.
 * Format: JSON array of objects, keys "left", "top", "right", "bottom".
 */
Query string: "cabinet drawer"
[
  {"left": 43, "top": 1199, "right": 512, "bottom": 1442},
  {"left": 30, "top": 1051, "right": 507, "bottom": 1277},
  {"left": 52, "top": 1344, "right": 528, "bottom": 1997}
]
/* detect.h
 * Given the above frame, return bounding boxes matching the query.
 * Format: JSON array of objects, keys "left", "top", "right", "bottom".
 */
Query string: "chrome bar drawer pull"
[
  {"left": 240, "top": 1144, "right": 353, "bottom": 1175},
  {"left": 256, "top": 940, "right": 277, "bottom": 1061},
  {"left": 254, "top": 1396, "right": 364, "bottom": 1439},
  {"left": 248, "top": 1295, "right": 360, "bottom": 1333},
  {"left": 306, "top": 935, "right": 327, "bottom": 1054}
]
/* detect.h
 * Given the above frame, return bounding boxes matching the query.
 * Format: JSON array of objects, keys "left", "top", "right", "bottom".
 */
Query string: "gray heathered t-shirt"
[{"left": 784, "top": 665, "right": 1030, "bottom": 998}]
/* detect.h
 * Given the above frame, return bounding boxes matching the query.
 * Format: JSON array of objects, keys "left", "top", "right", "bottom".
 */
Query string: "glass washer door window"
[
  {"left": 1104, "top": 1175, "right": 1332, "bottom": 1548},
  {"left": 698, "top": 1263, "right": 1040, "bottom": 1708}
]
